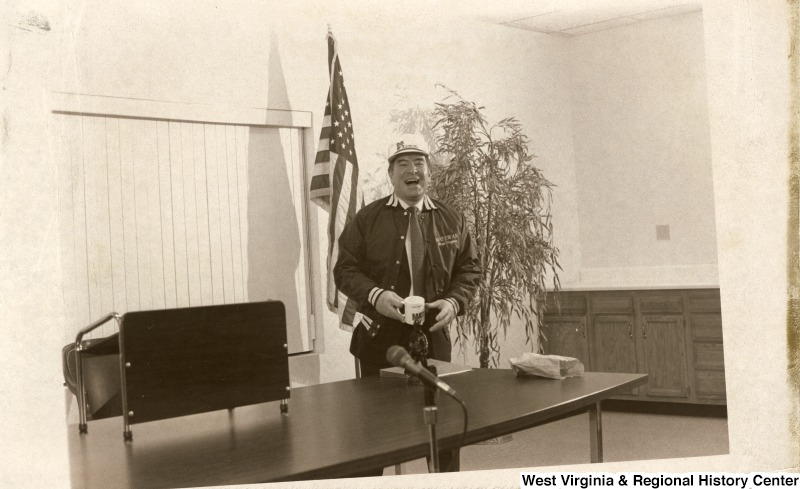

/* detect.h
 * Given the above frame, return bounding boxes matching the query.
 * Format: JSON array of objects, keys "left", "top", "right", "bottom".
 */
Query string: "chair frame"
[{"left": 73, "top": 312, "right": 121, "bottom": 434}]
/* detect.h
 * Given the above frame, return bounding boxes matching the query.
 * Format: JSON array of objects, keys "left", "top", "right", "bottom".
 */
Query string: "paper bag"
[{"left": 509, "top": 352, "right": 584, "bottom": 379}]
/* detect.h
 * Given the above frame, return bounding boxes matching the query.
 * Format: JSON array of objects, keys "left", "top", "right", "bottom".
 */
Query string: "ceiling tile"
[
  {"left": 507, "top": 7, "right": 630, "bottom": 32},
  {"left": 629, "top": 3, "right": 702, "bottom": 21},
  {"left": 483, "top": 0, "right": 702, "bottom": 38},
  {"left": 560, "top": 16, "right": 641, "bottom": 36}
]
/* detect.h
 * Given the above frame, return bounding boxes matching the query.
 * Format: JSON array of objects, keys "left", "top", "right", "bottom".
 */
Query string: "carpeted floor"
[{"left": 390, "top": 410, "right": 729, "bottom": 475}]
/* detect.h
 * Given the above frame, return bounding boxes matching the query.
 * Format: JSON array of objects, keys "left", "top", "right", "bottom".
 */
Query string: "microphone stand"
[
  {"left": 406, "top": 316, "right": 428, "bottom": 387},
  {"left": 403, "top": 315, "right": 444, "bottom": 472},
  {"left": 422, "top": 364, "right": 440, "bottom": 473}
]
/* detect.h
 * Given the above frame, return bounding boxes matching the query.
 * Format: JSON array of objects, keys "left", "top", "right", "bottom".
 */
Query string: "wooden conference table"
[{"left": 68, "top": 369, "right": 647, "bottom": 488}]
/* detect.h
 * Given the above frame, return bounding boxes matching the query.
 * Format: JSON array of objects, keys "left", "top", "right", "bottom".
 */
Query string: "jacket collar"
[{"left": 386, "top": 194, "right": 438, "bottom": 211}]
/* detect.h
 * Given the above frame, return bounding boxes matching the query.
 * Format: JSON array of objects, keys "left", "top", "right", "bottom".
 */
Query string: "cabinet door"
[
  {"left": 591, "top": 314, "right": 638, "bottom": 396},
  {"left": 691, "top": 311, "right": 726, "bottom": 401},
  {"left": 541, "top": 315, "right": 589, "bottom": 367},
  {"left": 640, "top": 315, "right": 689, "bottom": 399}
]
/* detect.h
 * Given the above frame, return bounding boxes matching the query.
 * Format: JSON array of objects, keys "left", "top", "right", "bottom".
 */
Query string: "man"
[
  {"left": 335, "top": 139, "right": 480, "bottom": 375},
  {"left": 333, "top": 139, "right": 481, "bottom": 474}
]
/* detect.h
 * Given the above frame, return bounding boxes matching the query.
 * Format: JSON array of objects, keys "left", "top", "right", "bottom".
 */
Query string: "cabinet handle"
[
  {"left": 642, "top": 324, "right": 647, "bottom": 340},
  {"left": 628, "top": 322, "right": 633, "bottom": 339},
  {"left": 581, "top": 323, "right": 586, "bottom": 338}
]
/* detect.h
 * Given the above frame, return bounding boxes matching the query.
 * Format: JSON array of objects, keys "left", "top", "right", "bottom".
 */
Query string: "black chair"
[{"left": 62, "top": 302, "right": 290, "bottom": 440}]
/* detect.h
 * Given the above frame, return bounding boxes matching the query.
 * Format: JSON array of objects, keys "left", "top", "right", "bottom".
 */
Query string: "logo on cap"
[{"left": 397, "top": 141, "right": 419, "bottom": 151}]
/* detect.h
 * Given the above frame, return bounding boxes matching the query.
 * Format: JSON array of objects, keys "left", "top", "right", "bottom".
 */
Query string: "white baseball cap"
[{"left": 387, "top": 138, "right": 430, "bottom": 164}]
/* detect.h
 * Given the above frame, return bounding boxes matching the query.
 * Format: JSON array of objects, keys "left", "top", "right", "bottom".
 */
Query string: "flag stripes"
[{"left": 310, "top": 31, "right": 362, "bottom": 331}]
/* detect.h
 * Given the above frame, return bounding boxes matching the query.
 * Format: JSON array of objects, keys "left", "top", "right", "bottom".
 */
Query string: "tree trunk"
[
  {"left": 478, "top": 299, "right": 492, "bottom": 368},
  {"left": 479, "top": 331, "right": 490, "bottom": 368}
]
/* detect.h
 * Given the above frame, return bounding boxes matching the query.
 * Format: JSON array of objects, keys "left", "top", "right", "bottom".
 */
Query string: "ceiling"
[{"left": 471, "top": 0, "right": 702, "bottom": 37}]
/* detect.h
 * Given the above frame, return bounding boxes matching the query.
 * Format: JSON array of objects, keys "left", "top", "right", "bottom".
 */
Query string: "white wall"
[
  {"left": 1, "top": 0, "right": 797, "bottom": 486},
  {"left": 563, "top": 11, "right": 718, "bottom": 288}
]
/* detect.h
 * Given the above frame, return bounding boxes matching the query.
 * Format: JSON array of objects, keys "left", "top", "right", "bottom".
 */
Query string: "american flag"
[{"left": 310, "top": 31, "right": 362, "bottom": 331}]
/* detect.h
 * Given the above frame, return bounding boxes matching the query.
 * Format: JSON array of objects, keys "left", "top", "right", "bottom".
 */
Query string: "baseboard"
[{"left": 602, "top": 399, "right": 727, "bottom": 418}]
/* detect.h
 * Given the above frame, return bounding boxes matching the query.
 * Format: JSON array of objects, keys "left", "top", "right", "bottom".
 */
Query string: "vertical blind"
[{"left": 52, "top": 112, "right": 313, "bottom": 353}]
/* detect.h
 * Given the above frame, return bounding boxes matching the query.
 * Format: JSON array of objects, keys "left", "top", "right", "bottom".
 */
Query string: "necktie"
[{"left": 409, "top": 207, "right": 426, "bottom": 297}]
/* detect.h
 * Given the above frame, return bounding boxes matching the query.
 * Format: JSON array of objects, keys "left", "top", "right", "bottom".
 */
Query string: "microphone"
[{"left": 386, "top": 346, "right": 461, "bottom": 401}]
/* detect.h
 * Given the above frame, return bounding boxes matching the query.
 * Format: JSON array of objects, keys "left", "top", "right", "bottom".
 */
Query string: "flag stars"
[{"left": 320, "top": 56, "right": 357, "bottom": 163}]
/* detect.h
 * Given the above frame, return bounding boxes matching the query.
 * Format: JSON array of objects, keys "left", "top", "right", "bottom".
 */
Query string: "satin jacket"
[{"left": 334, "top": 194, "right": 481, "bottom": 363}]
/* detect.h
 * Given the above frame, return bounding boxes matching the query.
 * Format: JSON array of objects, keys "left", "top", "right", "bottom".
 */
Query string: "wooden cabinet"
[
  {"left": 540, "top": 316, "right": 590, "bottom": 367},
  {"left": 638, "top": 315, "right": 688, "bottom": 399},
  {"left": 591, "top": 315, "right": 639, "bottom": 397},
  {"left": 542, "top": 288, "right": 725, "bottom": 405},
  {"left": 539, "top": 294, "right": 590, "bottom": 367},
  {"left": 688, "top": 290, "right": 726, "bottom": 401}
]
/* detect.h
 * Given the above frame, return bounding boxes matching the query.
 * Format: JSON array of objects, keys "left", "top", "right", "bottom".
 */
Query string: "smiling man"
[
  {"left": 334, "top": 138, "right": 481, "bottom": 376},
  {"left": 334, "top": 139, "right": 480, "bottom": 474}
]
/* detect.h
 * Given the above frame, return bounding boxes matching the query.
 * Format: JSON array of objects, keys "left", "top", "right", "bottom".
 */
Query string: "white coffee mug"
[{"left": 403, "top": 295, "right": 426, "bottom": 325}]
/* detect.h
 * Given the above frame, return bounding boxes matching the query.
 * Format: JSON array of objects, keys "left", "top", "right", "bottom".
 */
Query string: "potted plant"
[{"left": 390, "top": 87, "right": 561, "bottom": 368}]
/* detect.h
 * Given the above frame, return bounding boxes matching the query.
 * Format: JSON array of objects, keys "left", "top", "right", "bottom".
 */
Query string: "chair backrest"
[{"left": 119, "top": 301, "right": 290, "bottom": 425}]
